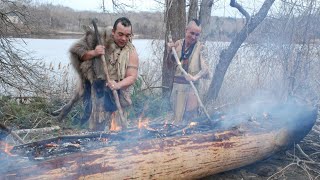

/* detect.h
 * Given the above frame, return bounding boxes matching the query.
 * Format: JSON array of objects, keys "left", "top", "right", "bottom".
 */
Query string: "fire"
[
  {"left": 0, "top": 141, "right": 16, "bottom": 156},
  {"left": 189, "top": 122, "right": 198, "bottom": 127},
  {"left": 138, "top": 117, "right": 149, "bottom": 129},
  {"left": 110, "top": 112, "right": 122, "bottom": 132}
]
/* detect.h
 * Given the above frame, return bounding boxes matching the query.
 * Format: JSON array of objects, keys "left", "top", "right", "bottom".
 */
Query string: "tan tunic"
[
  {"left": 170, "top": 39, "right": 208, "bottom": 123},
  {"left": 107, "top": 42, "right": 135, "bottom": 81},
  {"left": 105, "top": 42, "right": 135, "bottom": 130}
]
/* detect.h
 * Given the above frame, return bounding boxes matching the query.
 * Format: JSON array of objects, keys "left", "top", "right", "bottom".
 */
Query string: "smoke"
[{"left": 215, "top": 90, "right": 317, "bottom": 132}]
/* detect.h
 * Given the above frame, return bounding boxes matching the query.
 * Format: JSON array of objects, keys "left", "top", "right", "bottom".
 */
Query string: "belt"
[{"left": 173, "top": 76, "right": 189, "bottom": 84}]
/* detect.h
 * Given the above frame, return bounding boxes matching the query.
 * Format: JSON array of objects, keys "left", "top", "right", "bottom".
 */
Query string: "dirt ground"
[{"left": 203, "top": 119, "right": 320, "bottom": 180}]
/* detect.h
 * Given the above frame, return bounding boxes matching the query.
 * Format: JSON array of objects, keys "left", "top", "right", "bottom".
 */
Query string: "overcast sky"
[
  {"left": 34, "top": 0, "right": 163, "bottom": 12},
  {"left": 33, "top": 0, "right": 269, "bottom": 18}
]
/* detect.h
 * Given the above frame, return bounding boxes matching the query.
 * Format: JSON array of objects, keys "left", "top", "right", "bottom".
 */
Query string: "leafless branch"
[
  {"left": 296, "top": 144, "right": 314, "bottom": 162},
  {"left": 111, "top": 0, "right": 134, "bottom": 12},
  {"left": 0, "top": 0, "right": 47, "bottom": 95},
  {"left": 230, "top": 0, "right": 250, "bottom": 21}
]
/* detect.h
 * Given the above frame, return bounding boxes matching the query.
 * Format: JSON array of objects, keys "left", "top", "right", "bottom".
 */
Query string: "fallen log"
[
  {"left": 1, "top": 103, "right": 317, "bottom": 179},
  {"left": 13, "top": 126, "right": 61, "bottom": 135}
]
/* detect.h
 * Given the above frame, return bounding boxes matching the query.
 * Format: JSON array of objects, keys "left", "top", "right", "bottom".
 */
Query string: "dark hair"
[
  {"left": 113, "top": 17, "right": 132, "bottom": 30},
  {"left": 192, "top": 18, "right": 201, "bottom": 26}
]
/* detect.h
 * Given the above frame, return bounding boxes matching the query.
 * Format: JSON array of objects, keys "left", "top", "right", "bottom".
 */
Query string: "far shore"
[
  {"left": 8, "top": 31, "right": 156, "bottom": 40},
  {"left": 6, "top": 31, "right": 231, "bottom": 42}
]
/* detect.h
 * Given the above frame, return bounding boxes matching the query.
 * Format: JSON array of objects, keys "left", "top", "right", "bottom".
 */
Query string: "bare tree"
[
  {"left": 266, "top": 0, "right": 320, "bottom": 103},
  {"left": 199, "top": 0, "right": 213, "bottom": 42},
  {"left": 188, "top": 0, "right": 199, "bottom": 22},
  {"left": 206, "top": 0, "right": 276, "bottom": 103},
  {"left": 162, "top": 0, "right": 186, "bottom": 97},
  {"left": 0, "top": 0, "right": 45, "bottom": 95},
  {"left": 103, "top": 0, "right": 135, "bottom": 12}
]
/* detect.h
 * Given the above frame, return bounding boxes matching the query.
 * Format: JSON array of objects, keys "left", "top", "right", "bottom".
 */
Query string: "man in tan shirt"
[{"left": 168, "top": 19, "right": 209, "bottom": 123}]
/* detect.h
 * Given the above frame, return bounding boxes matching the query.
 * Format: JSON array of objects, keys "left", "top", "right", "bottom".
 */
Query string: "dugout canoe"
[{"left": 1, "top": 103, "right": 318, "bottom": 179}]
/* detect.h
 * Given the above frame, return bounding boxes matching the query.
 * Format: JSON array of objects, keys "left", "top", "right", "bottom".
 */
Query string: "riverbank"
[
  {"left": 15, "top": 31, "right": 84, "bottom": 39},
  {"left": 8, "top": 30, "right": 152, "bottom": 40}
]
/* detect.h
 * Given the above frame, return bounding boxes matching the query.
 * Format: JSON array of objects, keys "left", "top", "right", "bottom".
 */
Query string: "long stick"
[
  {"left": 92, "top": 19, "right": 127, "bottom": 129},
  {"left": 168, "top": 32, "right": 211, "bottom": 122}
]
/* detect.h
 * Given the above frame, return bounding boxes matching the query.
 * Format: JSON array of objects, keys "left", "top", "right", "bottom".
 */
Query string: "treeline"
[
  {"left": 5, "top": 3, "right": 165, "bottom": 39},
  {"left": 5, "top": 2, "right": 248, "bottom": 40},
  {"left": 5, "top": 2, "right": 320, "bottom": 42}
]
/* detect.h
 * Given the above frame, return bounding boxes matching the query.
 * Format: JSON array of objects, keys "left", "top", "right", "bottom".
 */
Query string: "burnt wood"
[{"left": 1, "top": 104, "right": 317, "bottom": 179}]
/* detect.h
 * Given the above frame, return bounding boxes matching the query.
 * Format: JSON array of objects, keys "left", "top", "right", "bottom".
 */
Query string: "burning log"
[{"left": 1, "top": 103, "right": 318, "bottom": 179}]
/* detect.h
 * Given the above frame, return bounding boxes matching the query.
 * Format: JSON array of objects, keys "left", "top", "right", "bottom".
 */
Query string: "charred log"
[{"left": 2, "top": 103, "right": 317, "bottom": 179}]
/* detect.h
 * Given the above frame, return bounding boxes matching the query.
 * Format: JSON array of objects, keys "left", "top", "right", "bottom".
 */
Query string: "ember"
[
  {"left": 0, "top": 141, "right": 15, "bottom": 157},
  {"left": 138, "top": 117, "right": 149, "bottom": 129},
  {"left": 0, "top": 124, "right": 16, "bottom": 158}
]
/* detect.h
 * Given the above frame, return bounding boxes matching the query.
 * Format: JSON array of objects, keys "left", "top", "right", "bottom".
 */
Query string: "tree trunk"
[
  {"left": 199, "top": 0, "right": 213, "bottom": 42},
  {"left": 88, "top": 86, "right": 110, "bottom": 131},
  {"left": 162, "top": 0, "right": 186, "bottom": 97},
  {"left": 206, "top": 0, "right": 276, "bottom": 103},
  {"left": 188, "top": 0, "right": 198, "bottom": 22}
]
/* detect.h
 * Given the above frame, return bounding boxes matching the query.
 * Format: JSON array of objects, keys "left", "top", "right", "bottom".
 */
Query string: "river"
[{"left": 15, "top": 38, "right": 160, "bottom": 67}]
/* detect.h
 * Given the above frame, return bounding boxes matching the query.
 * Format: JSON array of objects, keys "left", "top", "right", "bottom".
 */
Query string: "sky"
[
  {"left": 33, "top": 0, "right": 268, "bottom": 18},
  {"left": 34, "top": 0, "right": 163, "bottom": 12}
]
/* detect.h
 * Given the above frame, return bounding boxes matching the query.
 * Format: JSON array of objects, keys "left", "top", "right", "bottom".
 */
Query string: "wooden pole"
[
  {"left": 168, "top": 32, "right": 211, "bottom": 122},
  {"left": 92, "top": 19, "right": 127, "bottom": 129}
]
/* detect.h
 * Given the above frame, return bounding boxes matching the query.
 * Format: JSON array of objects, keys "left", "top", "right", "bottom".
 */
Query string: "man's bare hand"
[
  {"left": 167, "top": 42, "right": 177, "bottom": 53},
  {"left": 94, "top": 45, "right": 105, "bottom": 56},
  {"left": 184, "top": 74, "right": 197, "bottom": 82},
  {"left": 106, "top": 80, "right": 120, "bottom": 90},
  {"left": 167, "top": 42, "right": 175, "bottom": 48}
]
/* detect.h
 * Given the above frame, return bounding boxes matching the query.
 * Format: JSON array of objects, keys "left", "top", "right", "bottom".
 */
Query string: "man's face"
[
  {"left": 112, "top": 23, "right": 132, "bottom": 48},
  {"left": 185, "top": 24, "right": 201, "bottom": 45}
]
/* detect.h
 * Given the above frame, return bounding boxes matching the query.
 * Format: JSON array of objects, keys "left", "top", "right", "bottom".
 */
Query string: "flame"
[
  {"left": 138, "top": 117, "right": 149, "bottom": 129},
  {"left": 0, "top": 141, "right": 16, "bottom": 156},
  {"left": 189, "top": 122, "right": 198, "bottom": 127},
  {"left": 163, "top": 119, "right": 168, "bottom": 127},
  {"left": 163, "top": 120, "right": 168, "bottom": 129},
  {"left": 110, "top": 112, "right": 122, "bottom": 132}
]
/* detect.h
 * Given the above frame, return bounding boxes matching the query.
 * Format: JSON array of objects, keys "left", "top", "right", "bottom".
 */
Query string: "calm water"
[{"left": 14, "top": 38, "right": 161, "bottom": 67}]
